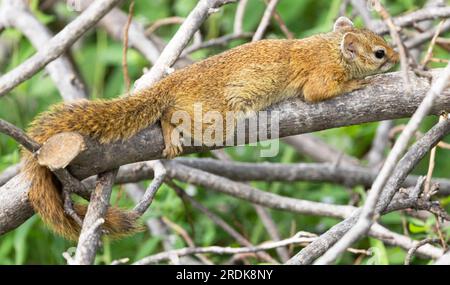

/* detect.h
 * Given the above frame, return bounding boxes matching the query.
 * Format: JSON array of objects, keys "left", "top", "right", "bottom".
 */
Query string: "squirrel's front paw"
[
  {"left": 356, "top": 78, "right": 371, "bottom": 88},
  {"left": 162, "top": 143, "right": 183, "bottom": 159}
]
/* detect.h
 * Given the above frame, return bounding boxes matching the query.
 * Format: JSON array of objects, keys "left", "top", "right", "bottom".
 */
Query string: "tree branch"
[
  {"left": 73, "top": 169, "right": 118, "bottom": 265},
  {"left": 252, "top": 0, "right": 279, "bottom": 41},
  {"left": 0, "top": 0, "right": 123, "bottom": 97},
  {"left": 313, "top": 62, "right": 450, "bottom": 265},
  {"left": 0, "top": 119, "right": 40, "bottom": 152},
  {"left": 0, "top": 0, "right": 87, "bottom": 101},
  {"left": 288, "top": 116, "right": 450, "bottom": 264},
  {"left": 0, "top": 69, "right": 449, "bottom": 236},
  {"left": 373, "top": 6, "right": 450, "bottom": 34},
  {"left": 133, "top": 232, "right": 317, "bottom": 265},
  {"left": 76, "top": 0, "right": 160, "bottom": 65}
]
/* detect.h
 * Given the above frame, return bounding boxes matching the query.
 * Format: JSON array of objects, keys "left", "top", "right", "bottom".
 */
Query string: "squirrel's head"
[{"left": 333, "top": 16, "right": 400, "bottom": 78}]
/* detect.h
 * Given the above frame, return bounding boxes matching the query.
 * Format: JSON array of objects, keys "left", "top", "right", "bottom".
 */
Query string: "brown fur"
[{"left": 23, "top": 19, "right": 398, "bottom": 240}]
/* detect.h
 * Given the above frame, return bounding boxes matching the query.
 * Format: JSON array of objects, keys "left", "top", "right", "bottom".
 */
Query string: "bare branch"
[
  {"left": 168, "top": 180, "right": 278, "bottom": 264},
  {"left": 406, "top": 21, "right": 450, "bottom": 49},
  {"left": 372, "top": 0, "right": 411, "bottom": 93},
  {"left": 0, "top": 163, "right": 22, "bottom": 186},
  {"left": 0, "top": 0, "right": 87, "bottom": 101},
  {"left": 405, "top": 238, "right": 441, "bottom": 265},
  {"left": 145, "top": 16, "right": 185, "bottom": 36},
  {"left": 1, "top": 69, "right": 449, "bottom": 235},
  {"left": 373, "top": 5, "right": 450, "bottom": 34},
  {"left": 288, "top": 116, "right": 450, "bottom": 264},
  {"left": 76, "top": 0, "right": 160, "bottom": 64},
  {"left": 283, "top": 134, "right": 360, "bottom": 167},
  {"left": 0, "top": 119, "right": 40, "bottom": 152},
  {"left": 133, "top": 161, "right": 166, "bottom": 216},
  {"left": 133, "top": 232, "right": 317, "bottom": 265},
  {"left": 73, "top": 169, "right": 118, "bottom": 265},
  {"left": 366, "top": 120, "right": 393, "bottom": 168},
  {"left": 182, "top": 32, "right": 253, "bottom": 56},
  {"left": 0, "top": 0, "right": 123, "bottom": 97},
  {"left": 252, "top": 0, "right": 279, "bottom": 41},
  {"left": 233, "top": 0, "right": 248, "bottom": 35}
]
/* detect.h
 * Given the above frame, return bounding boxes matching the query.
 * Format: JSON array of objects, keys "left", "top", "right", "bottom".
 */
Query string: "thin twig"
[
  {"left": 233, "top": 0, "right": 248, "bottom": 35},
  {"left": 266, "top": 0, "right": 293, "bottom": 39},
  {"left": 371, "top": 0, "right": 412, "bottom": 93},
  {"left": 133, "top": 160, "right": 166, "bottom": 215},
  {"left": 145, "top": 17, "right": 185, "bottom": 36},
  {"left": 373, "top": 6, "right": 450, "bottom": 35},
  {"left": 73, "top": 169, "right": 118, "bottom": 265},
  {"left": 161, "top": 216, "right": 214, "bottom": 265},
  {"left": 182, "top": 32, "right": 253, "bottom": 56},
  {"left": 167, "top": 180, "right": 278, "bottom": 264},
  {"left": 421, "top": 20, "right": 446, "bottom": 68},
  {"left": 424, "top": 116, "right": 446, "bottom": 195},
  {"left": 0, "top": 119, "right": 40, "bottom": 153},
  {"left": 404, "top": 238, "right": 441, "bottom": 265},
  {"left": 122, "top": 0, "right": 134, "bottom": 95},
  {"left": 252, "top": 0, "right": 280, "bottom": 41},
  {"left": 134, "top": 232, "right": 317, "bottom": 265}
]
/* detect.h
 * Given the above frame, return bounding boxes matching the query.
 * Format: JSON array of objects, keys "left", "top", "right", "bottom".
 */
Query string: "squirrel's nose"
[{"left": 392, "top": 52, "right": 400, "bottom": 64}]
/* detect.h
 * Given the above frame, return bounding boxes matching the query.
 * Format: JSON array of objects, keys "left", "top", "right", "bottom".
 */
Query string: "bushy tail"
[
  {"left": 24, "top": 153, "right": 142, "bottom": 241},
  {"left": 21, "top": 87, "right": 171, "bottom": 240}
]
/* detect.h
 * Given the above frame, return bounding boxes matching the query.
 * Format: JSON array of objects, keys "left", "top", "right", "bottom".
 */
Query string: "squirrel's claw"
[{"left": 162, "top": 143, "right": 183, "bottom": 159}]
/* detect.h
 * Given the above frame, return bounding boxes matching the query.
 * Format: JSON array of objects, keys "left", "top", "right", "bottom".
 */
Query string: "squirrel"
[{"left": 21, "top": 17, "right": 399, "bottom": 240}]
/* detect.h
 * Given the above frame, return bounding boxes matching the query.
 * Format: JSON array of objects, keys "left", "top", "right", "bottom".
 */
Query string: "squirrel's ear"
[
  {"left": 333, "top": 16, "right": 354, "bottom": 32},
  {"left": 341, "top": 32, "right": 358, "bottom": 60}
]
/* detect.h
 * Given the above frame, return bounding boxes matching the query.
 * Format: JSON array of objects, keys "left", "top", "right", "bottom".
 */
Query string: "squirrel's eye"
[{"left": 374, "top": 50, "right": 385, "bottom": 59}]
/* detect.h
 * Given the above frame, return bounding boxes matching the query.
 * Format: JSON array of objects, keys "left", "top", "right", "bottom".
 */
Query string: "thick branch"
[{"left": 0, "top": 70, "right": 449, "bottom": 234}]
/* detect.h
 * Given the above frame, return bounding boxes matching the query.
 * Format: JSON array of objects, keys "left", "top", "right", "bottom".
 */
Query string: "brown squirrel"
[{"left": 22, "top": 17, "right": 399, "bottom": 240}]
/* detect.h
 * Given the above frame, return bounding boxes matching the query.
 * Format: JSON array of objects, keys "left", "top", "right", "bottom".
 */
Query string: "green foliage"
[{"left": 0, "top": 0, "right": 448, "bottom": 265}]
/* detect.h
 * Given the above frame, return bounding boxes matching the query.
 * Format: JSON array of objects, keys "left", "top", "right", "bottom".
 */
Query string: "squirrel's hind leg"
[{"left": 161, "top": 117, "right": 183, "bottom": 159}]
